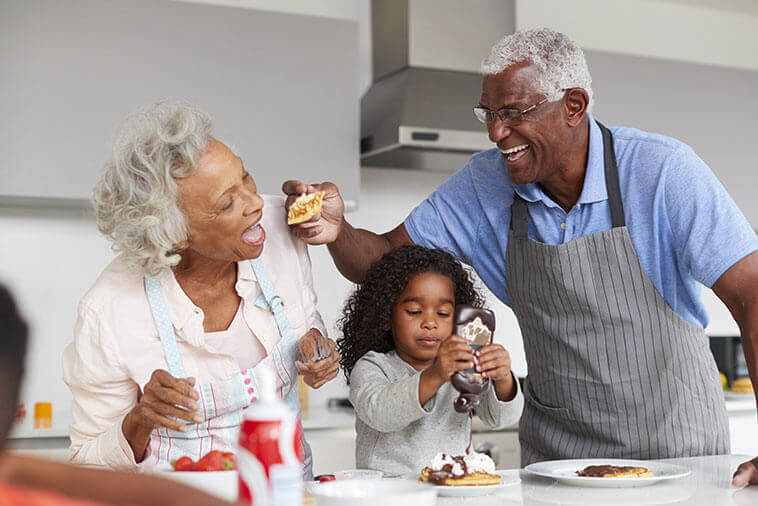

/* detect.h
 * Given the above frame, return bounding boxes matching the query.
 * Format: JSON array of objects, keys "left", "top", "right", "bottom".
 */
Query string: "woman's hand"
[
  {"left": 282, "top": 180, "right": 344, "bottom": 245},
  {"left": 296, "top": 328, "right": 340, "bottom": 389},
  {"left": 122, "top": 369, "right": 201, "bottom": 461},
  {"left": 475, "top": 344, "right": 517, "bottom": 401}
]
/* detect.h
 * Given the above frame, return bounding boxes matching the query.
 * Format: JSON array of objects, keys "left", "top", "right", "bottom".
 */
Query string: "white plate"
[
  {"left": 402, "top": 470, "right": 519, "bottom": 496},
  {"left": 310, "top": 479, "right": 437, "bottom": 506},
  {"left": 524, "top": 459, "right": 690, "bottom": 488},
  {"left": 158, "top": 469, "right": 238, "bottom": 501}
]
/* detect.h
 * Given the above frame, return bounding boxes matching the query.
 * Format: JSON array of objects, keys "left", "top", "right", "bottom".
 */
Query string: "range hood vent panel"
[
  {"left": 361, "top": 68, "right": 492, "bottom": 161},
  {"left": 361, "top": 0, "right": 515, "bottom": 170}
]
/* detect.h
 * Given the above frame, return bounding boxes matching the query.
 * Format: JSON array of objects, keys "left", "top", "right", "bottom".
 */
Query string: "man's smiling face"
[{"left": 479, "top": 61, "right": 568, "bottom": 186}]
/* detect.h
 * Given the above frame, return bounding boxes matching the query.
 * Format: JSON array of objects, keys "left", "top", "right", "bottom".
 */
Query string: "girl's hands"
[
  {"left": 419, "top": 335, "right": 472, "bottom": 405},
  {"left": 475, "top": 344, "right": 517, "bottom": 401},
  {"left": 429, "top": 335, "right": 474, "bottom": 382}
]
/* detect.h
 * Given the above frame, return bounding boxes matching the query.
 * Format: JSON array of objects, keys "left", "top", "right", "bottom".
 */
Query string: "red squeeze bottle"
[{"left": 237, "top": 366, "right": 304, "bottom": 506}]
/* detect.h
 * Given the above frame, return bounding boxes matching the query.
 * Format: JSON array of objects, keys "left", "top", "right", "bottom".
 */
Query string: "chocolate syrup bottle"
[{"left": 450, "top": 305, "right": 495, "bottom": 413}]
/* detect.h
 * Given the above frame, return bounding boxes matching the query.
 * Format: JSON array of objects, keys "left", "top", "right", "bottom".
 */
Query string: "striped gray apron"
[{"left": 506, "top": 122, "right": 729, "bottom": 465}]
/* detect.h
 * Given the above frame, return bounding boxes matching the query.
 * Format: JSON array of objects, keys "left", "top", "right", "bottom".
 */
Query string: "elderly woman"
[{"left": 62, "top": 101, "right": 339, "bottom": 477}]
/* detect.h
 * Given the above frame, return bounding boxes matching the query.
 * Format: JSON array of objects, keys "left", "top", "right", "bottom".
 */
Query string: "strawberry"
[
  {"left": 221, "top": 452, "right": 237, "bottom": 470},
  {"left": 173, "top": 456, "right": 195, "bottom": 472},
  {"left": 195, "top": 450, "right": 224, "bottom": 472},
  {"left": 318, "top": 475, "right": 335, "bottom": 483}
]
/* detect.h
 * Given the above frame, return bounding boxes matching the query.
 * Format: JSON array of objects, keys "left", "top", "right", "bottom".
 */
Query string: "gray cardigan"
[{"left": 349, "top": 350, "right": 524, "bottom": 475}]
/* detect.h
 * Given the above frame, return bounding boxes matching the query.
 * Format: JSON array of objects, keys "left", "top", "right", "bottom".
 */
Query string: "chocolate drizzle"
[
  {"left": 466, "top": 412, "right": 473, "bottom": 454},
  {"left": 576, "top": 465, "right": 643, "bottom": 477},
  {"left": 427, "top": 454, "right": 469, "bottom": 485}
]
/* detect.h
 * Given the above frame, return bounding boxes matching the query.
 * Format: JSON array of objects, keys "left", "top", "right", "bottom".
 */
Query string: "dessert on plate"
[
  {"left": 419, "top": 452, "right": 501, "bottom": 486},
  {"left": 576, "top": 465, "right": 653, "bottom": 478}
]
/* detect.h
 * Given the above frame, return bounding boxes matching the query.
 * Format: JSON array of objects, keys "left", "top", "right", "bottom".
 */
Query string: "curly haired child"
[{"left": 337, "top": 246, "right": 523, "bottom": 475}]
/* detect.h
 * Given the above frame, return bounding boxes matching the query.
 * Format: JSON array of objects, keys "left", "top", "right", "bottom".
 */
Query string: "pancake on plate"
[{"left": 576, "top": 465, "right": 653, "bottom": 478}]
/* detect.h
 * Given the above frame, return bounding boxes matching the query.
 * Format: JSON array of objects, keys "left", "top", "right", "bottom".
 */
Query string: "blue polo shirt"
[{"left": 404, "top": 115, "right": 758, "bottom": 328}]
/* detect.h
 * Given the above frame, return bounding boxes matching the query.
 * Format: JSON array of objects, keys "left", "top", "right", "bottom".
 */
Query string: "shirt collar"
[
  {"left": 155, "top": 260, "right": 260, "bottom": 344},
  {"left": 512, "top": 114, "right": 607, "bottom": 207}
]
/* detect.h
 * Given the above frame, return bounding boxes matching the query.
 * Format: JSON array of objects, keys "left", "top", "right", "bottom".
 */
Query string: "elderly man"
[{"left": 286, "top": 28, "right": 758, "bottom": 484}]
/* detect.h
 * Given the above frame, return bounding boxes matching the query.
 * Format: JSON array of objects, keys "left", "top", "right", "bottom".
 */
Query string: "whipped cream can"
[{"left": 237, "top": 367, "right": 303, "bottom": 506}]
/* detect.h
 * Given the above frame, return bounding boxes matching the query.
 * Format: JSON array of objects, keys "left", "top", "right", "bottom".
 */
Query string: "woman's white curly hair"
[
  {"left": 92, "top": 101, "right": 212, "bottom": 276},
  {"left": 481, "top": 28, "right": 594, "bottom": 111}
]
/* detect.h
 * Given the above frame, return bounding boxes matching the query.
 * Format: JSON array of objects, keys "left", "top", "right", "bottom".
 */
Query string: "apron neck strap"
[
  {"left": 249, "top": 258, "right": 296, "bottom": 343},
  {"left": 510, "top": 120, "right": 625, "bottom": 236},
  {"left": 596, "top": 121, "right": 625, "bottom": 228},
  {"left": 511, "top": 195, "right": 529, "bottom": 239},
  {"left": 144, "top": 276, "right": 188, "bottom": 378}
]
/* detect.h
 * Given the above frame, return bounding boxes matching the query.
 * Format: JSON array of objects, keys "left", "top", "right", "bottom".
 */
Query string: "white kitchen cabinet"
[
  {"left": 1, "top": 0, "right": 359, "bottom": 204},
  {"left": 728, "top": 399, "right": 758, "bottom": 456},
  {"left": 471, "top": 431, "right": 521, "bottom": 469},
  {"left": 306, "top": 427, "right": 357, "bottom": 476}
]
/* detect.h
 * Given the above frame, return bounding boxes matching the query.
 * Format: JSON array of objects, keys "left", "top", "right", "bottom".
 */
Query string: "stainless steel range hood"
[{"left": 361, "top": 0, "right": 515, "bottom": 171}]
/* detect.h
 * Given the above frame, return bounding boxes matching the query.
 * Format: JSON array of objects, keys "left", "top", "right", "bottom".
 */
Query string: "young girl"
[{"left": 338, "top": 246, "right": 524, "bottom": 475}]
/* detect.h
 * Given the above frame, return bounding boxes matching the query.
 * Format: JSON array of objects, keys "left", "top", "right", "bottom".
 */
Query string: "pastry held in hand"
[
  {"left": 451, "top": 305, "right": 495, "bottom": 413},
  {"left": 287, "top": 191, "right": 325, "bottom": 225}
]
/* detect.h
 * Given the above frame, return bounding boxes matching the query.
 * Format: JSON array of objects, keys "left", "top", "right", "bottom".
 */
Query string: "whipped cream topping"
[
  {"left": 430, "top": 453, "right": 465, "bottom": 478},
  {"left": 463, "top": 452, "right": 496, "bottom": 474},
  {"left": 430, "top": 453, "right": 454, "bottom": 471}
]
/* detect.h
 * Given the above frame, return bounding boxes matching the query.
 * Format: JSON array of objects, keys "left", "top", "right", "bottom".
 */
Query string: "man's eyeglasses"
[{"left": 473, "top": 97, "right": 549, "bottom": 126}]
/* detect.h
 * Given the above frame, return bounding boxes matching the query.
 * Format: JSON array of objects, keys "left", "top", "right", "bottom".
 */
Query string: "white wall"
[
  {"left": 174, "top": 0, "right": 373, "bottom": 96},
  {"left": 516, "top": 0, "right": 758, "bottom": 71},
  {"left": 0, "top": 207, "right": 114, "bottom": 435}
]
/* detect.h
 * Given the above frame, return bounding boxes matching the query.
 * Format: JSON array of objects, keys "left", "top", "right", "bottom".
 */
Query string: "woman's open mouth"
[{"left": 241, "top": 223, "right": 265, "bottom": 246}]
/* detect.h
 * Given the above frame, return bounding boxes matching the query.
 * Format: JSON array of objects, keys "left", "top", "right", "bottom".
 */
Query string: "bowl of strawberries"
[{"left": 161, "top": 450, "right": 238, "bottom": 501}]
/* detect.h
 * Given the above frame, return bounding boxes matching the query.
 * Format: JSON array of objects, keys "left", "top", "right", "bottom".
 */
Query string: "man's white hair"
[
  {"left": 481, "top": 28, "right": 594, "bottom": 111},
  {"left": 92, "top": 100, "right": 212, "bottom": 276}
]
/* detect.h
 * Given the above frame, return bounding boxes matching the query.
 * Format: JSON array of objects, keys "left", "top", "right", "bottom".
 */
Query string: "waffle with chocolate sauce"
[
  {"left": 419, "top": 455, "right": 501, "bottom": 486},
  {"left": 576, "top": 465, "right": 653, "bottom": 478}
]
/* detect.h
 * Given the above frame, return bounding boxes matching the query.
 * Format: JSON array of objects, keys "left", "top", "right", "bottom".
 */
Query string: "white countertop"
[{"left": 431, "top": 455, "right": 757, "bottom": 505}]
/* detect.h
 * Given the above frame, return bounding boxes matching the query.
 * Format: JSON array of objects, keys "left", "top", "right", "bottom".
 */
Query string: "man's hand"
[
  {"left": 282, "top": 180, "right": 344, "bottom": 244},
  {"left": 733, "top": 456, "right": 758, "bottom": 487},
  {"left": 296, "top": 328, "right": 340, "bottom": 389}
]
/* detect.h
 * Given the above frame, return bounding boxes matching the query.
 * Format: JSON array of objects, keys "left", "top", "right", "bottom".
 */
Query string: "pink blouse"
[{"left": 203, "top": 301, "right": 267, "bottom": 371}]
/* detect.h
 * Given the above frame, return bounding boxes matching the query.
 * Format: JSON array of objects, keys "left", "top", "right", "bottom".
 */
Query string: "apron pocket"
[
  {"left": 523, "top": 379, "right": 623, "bottom": 450},
  {"left": 523, "top": 380, "right": 571, "bottom": 417}
]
